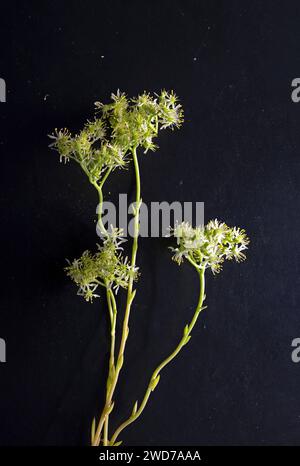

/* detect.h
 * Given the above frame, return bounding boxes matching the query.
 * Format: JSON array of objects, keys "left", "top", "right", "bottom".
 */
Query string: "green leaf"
[
  {"left": 107, "top": 401, "right": 115, "bottom": 415},
  {"left": 117, "top": 355, "right": 124, "bottom": 371},
  {"left": 183, "top": 324, "right": 189, "bottom": 336},
  {"left": 184, "top": 335, "right": 191, "bottom": 346},
  {"left": 113, "top": 441, "right": 123, "bottom": 447},
  {"left": 91, "top": 417, "right": 96, "bottom": 444},
  {"left": 131, "top": 401, "right": 138, "bottom": 416},
  {"left": 151, "top": 375, "right": 160, "bottom": 391},
  {"left": 130, "top": 289, "right": 137, "bottom": 302}
]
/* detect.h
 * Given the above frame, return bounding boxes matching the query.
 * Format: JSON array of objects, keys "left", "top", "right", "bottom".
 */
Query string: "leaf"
[
  {"left": 113, "top": 441, "right": 123, "bottom": 447},
  {"left": 184, "top": 335, "right": 191, "bottom": 346},
  {"left": 130, "top": 289, "right": 136, "bottom": 304},
  {"left": 91, "top": 417, "right": 96, "bottom": 444},
  {"left": 151, "top": 375, "right": 160, "bottom": 391},
  {"left": 117, "top": 355, "right": 124, "bottom": 371},
  {"left": 131, "top": 401, "right": 138, "bottom": 416},
  {"left": 107, "top": 401, "right": 115, "bottom": 415},
  {"left": 183, "top": 324, "right": 189, "bottom": 336}
]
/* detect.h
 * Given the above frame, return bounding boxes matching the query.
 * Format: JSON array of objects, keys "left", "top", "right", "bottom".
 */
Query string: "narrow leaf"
[
  {"left": 91, "top": 417, "right": 96, "bottom": 444},
  {"left": 132, "top": 401, "right": 138, "bottom": 416},
  {"left": 151, "top": 375, "right": 160, "bottom": 391},
  {"left": 113, "top": 441, "right": 123, "bottom": 446},
  {"left": 184, "top": 335, "right": 191, "bottom": 345}
]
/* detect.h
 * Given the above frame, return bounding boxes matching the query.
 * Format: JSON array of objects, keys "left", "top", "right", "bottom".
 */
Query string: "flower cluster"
[
  {"left": 96, "top": 90, "right": 183, "bottom": 153},
  {"left": 49, "top": 90, "right": 183, "bottom": 184},
  {"left": 49, "top": 120, "right": 126, "bottom": 183},
  {"left": 65, "top": 229, "right": 138, "bottom": 302},
  {"left": 171, "top": 219, "right": 250, "bottom": 274}
]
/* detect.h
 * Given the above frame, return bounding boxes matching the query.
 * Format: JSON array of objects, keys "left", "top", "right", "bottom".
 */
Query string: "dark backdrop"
[{"left": 1, "top": 0, "right": 300, "bottom": 446}]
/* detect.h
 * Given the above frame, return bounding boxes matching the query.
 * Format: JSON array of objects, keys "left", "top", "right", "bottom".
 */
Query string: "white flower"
[{"left": 170, "top": 220, "right": 249, "bottom": 274}]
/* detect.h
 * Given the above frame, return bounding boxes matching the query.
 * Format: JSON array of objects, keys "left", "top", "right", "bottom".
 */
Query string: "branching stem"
[
  {"left": 92, "top": 146, "right": 141, "bottom": 446},
  {"left": 109, "top": 266, "right": 206, "bottom": 446}
]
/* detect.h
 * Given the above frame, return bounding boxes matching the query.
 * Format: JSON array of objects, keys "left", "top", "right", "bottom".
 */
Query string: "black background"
[{"left": 1, "top": 0, "right": 300, "bottom": 446}]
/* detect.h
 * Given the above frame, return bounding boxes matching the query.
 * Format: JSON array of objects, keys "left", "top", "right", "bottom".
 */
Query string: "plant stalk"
[
  {"left": 92, "top": 147, "right": 141, "bottom": 446},
  {"left": 109, "top": 266, "right": 206, "bottom": 445},
  {"left": 103, "top": 288, "right": 117, "bottom": 446}
]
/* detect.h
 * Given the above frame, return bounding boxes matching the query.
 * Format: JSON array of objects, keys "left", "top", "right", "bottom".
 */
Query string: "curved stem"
[
  {"left": 94, "top": 182, "right": 107, "bottom": 237},
  {"left": 99, "top": 167, "right": 113, "bottom": 189},
  {"left": 109, "top": 266, "right": 206, "bottom": 446},
  {"left": 92, "top": 146, "right": 141, "bottom": 446},
  {"left": 80, "top": 163, "right": 112, "bottom": 237}
]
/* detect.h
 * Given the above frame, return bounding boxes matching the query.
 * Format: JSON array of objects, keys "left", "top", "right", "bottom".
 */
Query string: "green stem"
[
  {"left": 103, "top": 287, "right": 117, "bottom": 446},
  {"left": 108, "top": 290, "right": 117, "bottom": 372},
  {"left": 80, "top": 163, "right": 112, "bottom": 237},
  {"left": 109, "top": 266, "right": 206, "bottom": 446},
  {"left": 80, "top": 164, "right": 113, "bottom": 445},
  {"left": 92, "top": 146, "right": 141, "bottom": 446},
  {"left": 99, "top": 166, "right": 113, "bottom": 189},
  {"left": 92, "top": 179, "right": 109, "bottom": 237}
]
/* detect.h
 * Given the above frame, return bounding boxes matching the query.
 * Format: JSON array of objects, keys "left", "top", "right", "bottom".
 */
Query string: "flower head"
[
  {"left": 65, "top": 229, "right": 138, "bottom": 302},
  {"left": 50, "top": 90, "right": 183, "bottom": 183},
  {"left": 157, "top": 90, "right": 184, "bottom": 130},
  {"left": 49, "top": 128, "right": 73, "bottom": 163},
  {"left": 170, "top": 219, "right": 249, "bottom": 274}
]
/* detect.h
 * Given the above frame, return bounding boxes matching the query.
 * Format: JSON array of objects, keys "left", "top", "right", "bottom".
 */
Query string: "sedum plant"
[{"left": 50, "top": 90, "right": 249, "bottom": 446}]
